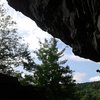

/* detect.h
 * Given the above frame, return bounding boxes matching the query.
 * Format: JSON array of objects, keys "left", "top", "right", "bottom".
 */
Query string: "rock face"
[{"left": 7, "top": 0, "right": 100, "bottom": 62}]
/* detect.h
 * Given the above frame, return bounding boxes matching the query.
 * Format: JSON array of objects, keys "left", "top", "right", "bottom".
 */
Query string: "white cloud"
[
  {"left": 89, "top": 76, "right": 100, "bottom": 82},
  {"left": 0, "top": 0, "right": 6, "bottom": 4},
  {"left": 73, "top": 72, "right": 86, "bottom": 83},
  {"left": 23, "top": 31, "right": 52, "bottom": 50},
  {"left": 4, "top": 2, "right": 52, "bottom": 51},
  {"left": 63, "top": 54, "right": 90, "bottom": 62}
]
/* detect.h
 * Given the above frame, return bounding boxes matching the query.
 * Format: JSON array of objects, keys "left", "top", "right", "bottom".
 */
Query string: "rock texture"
[{"left": 7, "top": 0, "right": 100, "bottom": 62}]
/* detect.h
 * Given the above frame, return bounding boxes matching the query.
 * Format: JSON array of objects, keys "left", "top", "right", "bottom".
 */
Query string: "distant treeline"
[{"left": 75, "top": 81, "right": 100, "bottom": 100}]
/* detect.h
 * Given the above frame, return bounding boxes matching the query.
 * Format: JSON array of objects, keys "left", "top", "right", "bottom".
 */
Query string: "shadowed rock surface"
[
  {"left": 0, "top": 73, "right": 75, "bottom": 99},
  {"left": 0, "top": 73, "right": 46, "bottom": 99},
  {"left": 7, "top": 0, "right": 100, "bottom": 62}
]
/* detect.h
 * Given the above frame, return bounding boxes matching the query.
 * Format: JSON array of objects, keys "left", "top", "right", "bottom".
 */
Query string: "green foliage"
[
  {"left": 76, "top": 81, "right": 100, "bottom": 100},
  {"left": 33, "top": 38, "right": 74, "bottom": 85},
  {"left": 0, "top": 4, "right": 31, "bottom": 75},
  {"left": 22, "top": 38, "right": 76, "bottom": 100}
]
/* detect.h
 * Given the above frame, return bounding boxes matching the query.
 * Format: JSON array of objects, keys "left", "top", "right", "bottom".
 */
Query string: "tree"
[
  {"left": 0, "top": 4, "right": 32, "bottom": 75},
  {"left": 23, "top": 38, "right": 76, "bottom": 100}
]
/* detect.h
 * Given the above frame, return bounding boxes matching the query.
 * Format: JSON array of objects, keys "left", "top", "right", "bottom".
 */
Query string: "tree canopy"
[
  {"left": 21, "top": 38, "right": 76, "bottom": 100},
  {"left": 0, "top": 4, "right": 32, "bottom": 75}
]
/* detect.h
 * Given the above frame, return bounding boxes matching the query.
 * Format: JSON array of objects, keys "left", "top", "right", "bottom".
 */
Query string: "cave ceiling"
[{"left": 7, "top": 0, "right": 100, "bottom": 62}]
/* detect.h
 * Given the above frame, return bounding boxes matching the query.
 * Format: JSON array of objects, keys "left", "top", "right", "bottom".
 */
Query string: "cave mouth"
[{"left": 0, "top": 0, "right": 99, "bottom": 84}]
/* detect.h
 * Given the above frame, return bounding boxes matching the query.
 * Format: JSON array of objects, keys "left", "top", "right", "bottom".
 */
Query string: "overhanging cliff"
[{"left": 7, "top": 0, "right": 100, "bottom": 62}]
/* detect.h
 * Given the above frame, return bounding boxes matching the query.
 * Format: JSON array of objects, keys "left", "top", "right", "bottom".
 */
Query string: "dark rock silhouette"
[
  {"left": 0, "top": 73, "right": 46, "bottom": 99},
  {"left": 0, "top": 73, "right": 76, "bottom": 100},
  {"left": 7, "top": 0, "right": 100, "bottom": 62},
  {"left": 96, "top": 69, "right": 100, "bottom": 73}
]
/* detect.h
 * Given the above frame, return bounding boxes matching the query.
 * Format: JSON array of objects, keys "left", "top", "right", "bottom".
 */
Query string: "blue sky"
[{"left": 2, "top": 0, "right": 100, "bottom": 83}]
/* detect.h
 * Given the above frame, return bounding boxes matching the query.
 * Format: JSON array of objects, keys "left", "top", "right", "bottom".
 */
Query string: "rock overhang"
[{"left": 7, "top": 0, "right": 100, "bottom": 62}]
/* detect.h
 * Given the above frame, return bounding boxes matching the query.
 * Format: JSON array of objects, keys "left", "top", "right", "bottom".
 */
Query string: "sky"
[{"left": 2, "top": 0, "right": 100, "bottom": 83}]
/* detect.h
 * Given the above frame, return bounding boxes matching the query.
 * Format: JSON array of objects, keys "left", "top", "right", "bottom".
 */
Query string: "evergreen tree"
[{"left": 23, "top": 38, "right": 76, "bottom": 100}]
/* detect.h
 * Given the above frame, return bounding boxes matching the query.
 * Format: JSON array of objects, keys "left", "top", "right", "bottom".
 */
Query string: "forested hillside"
[{"left": 76, "top": 81, "right": 100, "bottom": 100}]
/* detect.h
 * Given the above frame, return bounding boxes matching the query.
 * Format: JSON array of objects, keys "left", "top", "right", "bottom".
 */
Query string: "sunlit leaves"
[{"left": 0, "top": 4, "right": 30, "bottom": 75}]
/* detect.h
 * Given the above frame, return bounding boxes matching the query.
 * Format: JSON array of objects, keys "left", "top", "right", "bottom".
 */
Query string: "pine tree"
[{"left": 23, "top": 38, "right": 76, "bottom": 99}]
